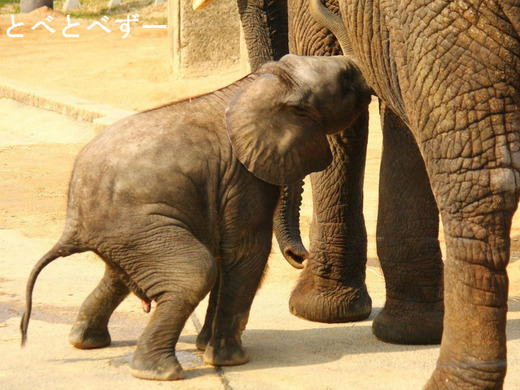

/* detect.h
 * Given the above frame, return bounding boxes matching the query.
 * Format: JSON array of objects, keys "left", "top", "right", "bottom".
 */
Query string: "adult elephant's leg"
[
  {"left": 289, "top": 111, "right": 372, "bottom": 322},
  {"left": 69, "top": 265, "right": 129, "bottom": 349},
  {"left": 372, "top": 103, "right": 444, "bottom": 345},
  {"left": 287, "top": 0, "right": 371, "bottom": 323},
  {"left": 422, "top": 145, "right": 518, "bottom": 388},
  {"left": 383, "top": 3, "right": 520, "bottom": 385}
]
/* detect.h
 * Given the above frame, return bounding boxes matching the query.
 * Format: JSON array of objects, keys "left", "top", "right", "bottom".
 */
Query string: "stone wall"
[{"left": 168, "top": 0, "right": 249, "bottom": 78}]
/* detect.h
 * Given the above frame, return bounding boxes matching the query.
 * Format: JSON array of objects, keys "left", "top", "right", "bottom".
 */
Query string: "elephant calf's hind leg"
[
  {"left": 196, "top": 272, "right": 220, "bottom": 351},
  {"left": 69, "top": 265, "right": 130, "bottom": 349},
  {"left": 130, "top": 232, "right": 217, "bottom": 381}
]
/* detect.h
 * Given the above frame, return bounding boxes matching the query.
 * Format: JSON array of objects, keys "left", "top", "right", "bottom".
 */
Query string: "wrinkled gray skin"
[
  {"left": 239, "top": 0, "right": 520, "bottom": 388},
  {"left": 235, "top": 0, "right": 373, "bottom": 325},
  {"left": 234, "top": 0, "right": 432, "bottom": 335},
  {"left": 20, "top": 54, "right": 371, "bottom": 381}
]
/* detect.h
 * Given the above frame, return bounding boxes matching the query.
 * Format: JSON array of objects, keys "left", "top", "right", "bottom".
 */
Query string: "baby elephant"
[{"left": 21, "top": 54, "right": 371, "bottom": 381}]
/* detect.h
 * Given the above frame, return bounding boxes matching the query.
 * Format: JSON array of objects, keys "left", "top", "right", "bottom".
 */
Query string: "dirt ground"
[
  {"left": 1, "top": 7, "right": 520, "bottom": 389},
  {"left": 0, "top": 6, "right": 243, "bottom": 111}
]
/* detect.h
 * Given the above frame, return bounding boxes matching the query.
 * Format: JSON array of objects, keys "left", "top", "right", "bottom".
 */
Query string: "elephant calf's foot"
[
  {"left": 204, "top": 337, "right": 249, "bottom": 366},
  {"left": 130, "top": 352, "right": 185, "bottom": 381},
  {"left": 195, "top": 326, "right": 211, "bottom": 351},
  {"left": 372, "top": 299, "right": 443, "bottom": 345},
  {"left": 289, "top": 269, "right": 372, "bottom": 323},
  {"left": 69, "top": 322, "right": 111, "bottom": 349}
]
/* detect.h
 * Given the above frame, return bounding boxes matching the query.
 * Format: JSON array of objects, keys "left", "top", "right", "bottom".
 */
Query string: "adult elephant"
[
  {"left": 319, "top": 1, "right": 520, "bottom": 388},
  {"left": 202, "top": 0, "right": 520, "bottom": 388}
]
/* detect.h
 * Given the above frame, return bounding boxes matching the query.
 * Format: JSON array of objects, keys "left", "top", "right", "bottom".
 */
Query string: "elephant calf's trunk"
[{"left": 274, "top": 182, "right": 308, "bottom": 269}]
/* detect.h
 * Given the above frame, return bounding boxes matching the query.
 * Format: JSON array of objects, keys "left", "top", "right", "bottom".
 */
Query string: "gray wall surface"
[{"left": 169, "top": 0, "right": 249, "bottom": 78}]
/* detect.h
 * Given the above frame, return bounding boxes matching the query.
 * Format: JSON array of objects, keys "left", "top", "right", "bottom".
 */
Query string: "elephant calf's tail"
[{"left": 20, "top": 237, "right": 79, "bottom": 347}]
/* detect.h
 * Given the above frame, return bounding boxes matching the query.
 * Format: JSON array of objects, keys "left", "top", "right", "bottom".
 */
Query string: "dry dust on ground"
[{"left": 0, "top": 7, "right": 244, "bottom": 111}]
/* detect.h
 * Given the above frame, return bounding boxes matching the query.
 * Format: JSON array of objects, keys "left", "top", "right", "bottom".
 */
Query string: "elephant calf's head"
[{"left": 226, "top": 54, "right": 371, "bottom": 186}]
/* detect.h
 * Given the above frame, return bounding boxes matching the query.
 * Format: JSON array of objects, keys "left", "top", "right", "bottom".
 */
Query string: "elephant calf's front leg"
[
  {"left": 204, "top": 230, "right": 271, "bottom": 366},
  {"left": 69, "top": 265, "right": 129, "bottom": 349},
  {"left": 196, "top": 272, "right": 220, "bottom": 351}
]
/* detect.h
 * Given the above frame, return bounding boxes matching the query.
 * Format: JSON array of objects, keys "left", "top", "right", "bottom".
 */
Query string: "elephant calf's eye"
[
  {"left": 341, "top": 72, "right": 354, "bottom": 92},
  {"left": 289, "top": 104, "right": 320, "bottom": 121},
  {"left": 343, "top": 82, "right": 354, "bottom": 94}
]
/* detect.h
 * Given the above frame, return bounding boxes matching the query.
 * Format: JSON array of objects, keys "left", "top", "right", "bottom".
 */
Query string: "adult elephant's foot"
[
  {"left": 424, "top": 369, "right": 473, "bottom": 390},
  {"left": 204, "top": 337, "right": 249, "bottom": 366},
  {"left": 130, "top": 351, "right": 185, "bottom": 381},
  {"left": 68, "top": 321, "right": 111, "bottom": 349},
  {"left": 289, "top": 266, "right": 372, "bottom": 323},
  {"left": 372, "top": 298, "right": 443, "bottom": 345},
  {"left": 424, "top": 361, "right": 506, "bottom": 389}
]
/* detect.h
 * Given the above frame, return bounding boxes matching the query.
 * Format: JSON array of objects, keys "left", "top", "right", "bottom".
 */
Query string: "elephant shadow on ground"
[
  {"left": 17, "top": 302, "right": 520, "bottom": 380},
  {"left": 177, "top": 307, "right": 439, "bottom": 372},
  {"left": 14, "top": 299, "right": 520, "bottom": 376},
  {"left": 179, "top": 303, "right": 520, "bottom": 372}
]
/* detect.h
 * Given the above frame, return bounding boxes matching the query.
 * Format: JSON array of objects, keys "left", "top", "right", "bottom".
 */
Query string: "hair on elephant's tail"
[{"left": 20, "top": 235, "right": 80, "bottom": 347}]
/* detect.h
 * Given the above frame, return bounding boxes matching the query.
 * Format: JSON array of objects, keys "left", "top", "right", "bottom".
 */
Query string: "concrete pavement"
[{"left": 1, "top": 81, "right": 520, "bottom": 389}]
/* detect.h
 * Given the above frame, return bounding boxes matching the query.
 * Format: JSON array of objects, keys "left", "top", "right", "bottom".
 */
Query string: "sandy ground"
[
  {"left": 0, "top": 6, "right": 243, "bottom": 112},
  {"left": 1, "top": 7, "right": 520, "bottom": 389}
]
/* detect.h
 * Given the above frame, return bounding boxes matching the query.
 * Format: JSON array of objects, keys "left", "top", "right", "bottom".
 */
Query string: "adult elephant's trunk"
[
  {"left": 194, "top": 1, "right": 288, "bottom": 71},
  {"left": 236, "top": 0, "right": 289, "bottom": 71},
  {"left": 274, "top": 182, "right": 309, "bottom": 269},
  {"left": 197, "top": 2, "right": 307, "bottom": 267},
  {"left": 196, "top": 2, "right": 307, "bottom": 270}
]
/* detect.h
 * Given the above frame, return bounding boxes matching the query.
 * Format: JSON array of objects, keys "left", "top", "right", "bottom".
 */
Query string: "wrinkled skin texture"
[
  {"left": 21, "top": 55, "right": 372, "bottom": 381},
  {"left": 286, "top": 0, "right": 372, "bottom": 323},
  {"left": 238, "top": 0, "right": 520, "bottom": 388},
  {"left": 235, "top": 0, "right": 440, "bottom": 333},
  {"left": 236, "top": 0, "right": 441, "bottom": 338},
  {"left": 236, "top": 0, "right": 289, "bottom": 72},
  {"left": 235, "top": 0, "right": 373, "bottom": 324},
  {"left": 342, "top": 0, "right": 519, "bottom": 388}
]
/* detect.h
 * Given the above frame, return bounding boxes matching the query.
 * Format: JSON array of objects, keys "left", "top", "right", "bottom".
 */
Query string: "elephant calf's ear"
[{"left": 225, "top": 74, "right": 332, "bottom": 186}]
